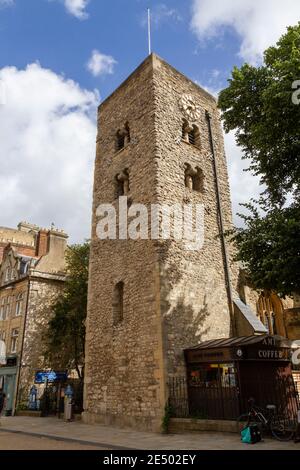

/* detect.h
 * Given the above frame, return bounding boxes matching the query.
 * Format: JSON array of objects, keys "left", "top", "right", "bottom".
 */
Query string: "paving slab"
[{"left": 1, "top": 416, "right": 299, "bottom": 450}]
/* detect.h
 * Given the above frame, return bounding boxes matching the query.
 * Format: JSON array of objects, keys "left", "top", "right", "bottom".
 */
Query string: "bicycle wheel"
[{"left": 270, "top": 415, "right": 295, "bottom": 441}]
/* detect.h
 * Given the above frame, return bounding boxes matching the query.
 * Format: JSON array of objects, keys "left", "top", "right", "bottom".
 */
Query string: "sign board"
[{"left": 34, "top": 371, "right": 68, "bottom": 384}]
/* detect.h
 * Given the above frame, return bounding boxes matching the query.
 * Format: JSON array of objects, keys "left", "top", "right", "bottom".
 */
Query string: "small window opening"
[
  {"left": 185, "top": 164, "right": 204, "bottom": 193},
  {"left": 182, "top": 120, "right": 200, "bottom": 149},
  {"left": 116, "top": 122, "right": 130, "bottom": 152},
  {"left": 113, "top": 281, "right": 124, "bottom": 325},
  {"left": 116, "top": 169, "right": 130, "bottom": 197}
]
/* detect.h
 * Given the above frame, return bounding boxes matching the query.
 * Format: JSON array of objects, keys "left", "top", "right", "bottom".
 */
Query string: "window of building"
[
  {"left": 182, "top": 120, "right": 201, "bottom": 149},
  {"left": 184, "top": 164, "right": 204, "bottom": 192},
  {"left": 116, "top": 122, "right": 130, "bottom": 152},
  {"left": 6, "top": 297, "right": 11, "bottom": 319},
  {"left": 15, "top": 293, "right": 24, "bottom": 317},
  {"left": 0, "top": 298, "right": 6, "bottom": 321},
  {"left": 0, "top": 330, "right": 6, "bottom": 341},
  {"left": 257, "top": 294, "right": 279, "bottom": 335},
  {"left": 116, "top": 169, "right": 130, "bottom": 197},
  {"left": 113, "top": 281, "right": 124, "bottom": 325},
  {"left": 5, "top": 267, "right": 11, "bottom": 282},
  {"left": 10, "top": 328, "right": 19, "bottom": 354}
]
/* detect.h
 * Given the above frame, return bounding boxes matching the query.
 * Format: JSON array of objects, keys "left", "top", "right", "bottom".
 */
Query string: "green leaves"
[
  {"left": 219, "top": 23, "right": 300, "bottom": 296},
  {"left": 44, "top": 242, "right": 90, "bottom": 380},
  {"left": 219, "top": 22, "right": 300, "bottom": 206}
]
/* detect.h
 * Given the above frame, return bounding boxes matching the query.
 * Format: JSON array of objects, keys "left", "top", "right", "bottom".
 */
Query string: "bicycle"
[{"left": 237, "top": 398, "right": 296, "bottom": 441}]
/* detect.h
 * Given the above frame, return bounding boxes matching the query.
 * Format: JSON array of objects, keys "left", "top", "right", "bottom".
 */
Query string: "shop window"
[
  {"left": 10, "top": 328, "right": 19, "bottom": 354},
  {"left": 184, "top": 164, "right": 204, "bottom": 192},
  {"left": 113, "top": 281, "right": 124, "bottom": 325}
]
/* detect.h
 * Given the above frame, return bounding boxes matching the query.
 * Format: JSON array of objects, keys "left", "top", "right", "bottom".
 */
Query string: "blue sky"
[
  {"left": 0, "top": 0, "right": 240, "bottom": 100},
  {"left": 1, "top": 0, "right": 300, "bottom": 242}
]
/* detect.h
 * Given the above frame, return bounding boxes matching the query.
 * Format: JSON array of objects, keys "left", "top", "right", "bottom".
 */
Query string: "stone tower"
[{"left": 83, "top": 54, "right": 240, "bottom": 431}]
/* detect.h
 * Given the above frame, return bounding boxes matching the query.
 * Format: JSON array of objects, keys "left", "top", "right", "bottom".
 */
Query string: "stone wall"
[
  {"left": 18, "top": 275, "right": 65, "bottom": 402},
  {"left": 84, "top": 54, "right": 239, "bottom": 431}
]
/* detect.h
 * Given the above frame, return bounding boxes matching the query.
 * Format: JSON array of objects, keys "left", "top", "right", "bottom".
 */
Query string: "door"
[{"left": 3, "top": 374, "right": 16, "bottom": 415}]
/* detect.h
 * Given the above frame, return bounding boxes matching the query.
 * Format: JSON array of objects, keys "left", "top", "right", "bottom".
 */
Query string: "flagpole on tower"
[{"left": 147, "top": 8, "right": 152, "bottom": 55}]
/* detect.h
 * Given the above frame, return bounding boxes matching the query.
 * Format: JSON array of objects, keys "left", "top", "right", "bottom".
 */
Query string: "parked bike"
[{"left": 237, "top": 398, "right": 297, "bottom": 441}]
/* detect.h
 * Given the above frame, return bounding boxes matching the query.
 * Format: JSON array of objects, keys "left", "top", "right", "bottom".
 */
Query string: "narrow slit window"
[{"left": 113, "top": 281, "right": 124, "bottom": 325}]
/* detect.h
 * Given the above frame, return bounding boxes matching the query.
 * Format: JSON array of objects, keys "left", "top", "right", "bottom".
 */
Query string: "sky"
[{"left": 0, "top": 0, "right": 300, "bottom": 243}]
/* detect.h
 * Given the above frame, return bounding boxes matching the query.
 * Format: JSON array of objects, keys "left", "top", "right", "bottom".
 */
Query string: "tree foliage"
[
  {"left": 218, "top": 24, "right": 300, "bottom": 295},
  {"left": 219, "top": 23, "right": 300, "bottom": 205},
  {"left": 44, "top": 242, "right": 90, "bottom": 380}
]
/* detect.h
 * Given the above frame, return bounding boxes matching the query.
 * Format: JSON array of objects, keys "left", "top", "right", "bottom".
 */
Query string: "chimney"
[{"left": 36, "top": 230, "right": 49, "bottom": 257}]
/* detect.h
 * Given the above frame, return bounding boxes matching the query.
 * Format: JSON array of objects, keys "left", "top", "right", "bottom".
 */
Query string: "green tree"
[
  {"left": 218, "top": 24, "right": 300, "bottom": 295},
  {"left": 44, "top": 242, "right": 90, "bottom": 381}
]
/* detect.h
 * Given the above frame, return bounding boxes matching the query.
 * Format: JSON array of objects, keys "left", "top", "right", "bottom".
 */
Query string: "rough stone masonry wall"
[
  {"left": 152, "top": 56, "right": 239, "bottom": 379},
  {"left": 83, "top": 56, "right": 166, "bottom": 431},
  {"left": 84, "top": 54, "right": 240, "bottom": 431},
  {"left": 18, "top": 278, "right": 64, "bottom": 403}
]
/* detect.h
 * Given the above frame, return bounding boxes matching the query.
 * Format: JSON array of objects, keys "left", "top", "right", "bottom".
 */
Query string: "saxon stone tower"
[{"left": 83, "top": 54, "right": 240, "bottom": 431}]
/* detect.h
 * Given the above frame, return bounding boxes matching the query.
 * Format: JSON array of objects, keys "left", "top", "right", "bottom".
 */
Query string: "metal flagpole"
[{"left": 148, "top": 8, "right": 152, "bottom": 55}]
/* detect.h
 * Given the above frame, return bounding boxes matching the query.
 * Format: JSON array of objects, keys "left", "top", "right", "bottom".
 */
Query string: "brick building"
[
  {"left": 0, "top": 222, "right": 68, "bottom": 414},
  {"left": 83, "top": 54, "right": 269, "bottom": 431}
]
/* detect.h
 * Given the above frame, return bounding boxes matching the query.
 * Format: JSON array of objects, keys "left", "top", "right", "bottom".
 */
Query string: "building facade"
[
  {"left": 83, "top": 54, "right": 267, "bottom": 431},
  {"left": 0, "top": 222, "right": 68, "bottom": 414}
]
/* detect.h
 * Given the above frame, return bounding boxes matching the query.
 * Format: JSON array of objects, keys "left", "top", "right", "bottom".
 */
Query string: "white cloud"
[
  {"left": 224, "top": 132, "right": 263, "bottom": 226},
  {"left": 141, "top": 3, "right": 182, "bottom": 28},
  {"left": 87, "top": 50, "right": 117, "bottom": 77},
  {"left": 50, "top": 0, "right": 90, "bottom": 20},
  {"left": 191, "top": 0, "right": 300, "bottom": 64},
  {"left": 0, "top": 63, "right": 99, "bottom": 243},
  {"left": 0, "top": 0, "right": 14, "bottom": 7}
]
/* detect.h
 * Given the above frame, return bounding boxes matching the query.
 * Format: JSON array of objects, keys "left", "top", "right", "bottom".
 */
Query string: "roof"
[{"left": 185, "top": 335, "right": 292, "bottom": 351}]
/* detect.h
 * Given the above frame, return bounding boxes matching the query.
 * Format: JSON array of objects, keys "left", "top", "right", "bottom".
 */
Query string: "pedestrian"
[{"left": 0, "top": 392, "right": 6, "bottom": 417}]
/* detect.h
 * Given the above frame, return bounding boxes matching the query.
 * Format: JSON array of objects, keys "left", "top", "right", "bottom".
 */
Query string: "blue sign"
[{"left": 34, "top": 371, "right": 68, "bottom": 384}]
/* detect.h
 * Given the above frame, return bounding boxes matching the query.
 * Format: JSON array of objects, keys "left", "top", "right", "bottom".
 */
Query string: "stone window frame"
[
  {"left": 10, "top": 328, "right": 19, "bottom": 354},
  {"left": 0, "top": 298, "right": 6, "bottom": 321},
  {"left": 184, "top": 163, "right": 205, "bottom": 193},
  {"left": 112, "top": 281, "right": 124, "bottom": 326},
  {"left": 182, "top": 119, "right": 201, "bottom": 149},
  {"left": 115, "top": 169, "right": 130, "bottom": 198},
  {"left": 5, "top": 267, "right": 11, "bottom": 283},
  {"left": 116, "top": 122, "right": 131, "bottom": 153},
  {"left": 15, "top": 293, "right": 24, "bottom": 317}
]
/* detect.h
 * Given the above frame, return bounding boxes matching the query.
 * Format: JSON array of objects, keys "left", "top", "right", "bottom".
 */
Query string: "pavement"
[{"left": 0, "top": 416, "right": 300, "bottom": 450}]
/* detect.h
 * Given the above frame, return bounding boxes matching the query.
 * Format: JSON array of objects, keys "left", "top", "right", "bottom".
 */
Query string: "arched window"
[
  {"left": 15, "top": 293, "right": 24, "bottom": 317},
  {"left": 10, "top": 328, "right": 19, "bottom": 354},
  {"left": 182, "top": 120, "right": 200, "bottom": 149},
  {"left": 113, "top": 281, "right": 124, "bottom": 325},
  {"left": 257, "top": 292, "right": 286, "bottom": 336},
  {"left": 116, "top": 169, "right": 130, "bottom": 197},
  {"left": 116, "top": 122, "right": 130, "bottom": 152},
  {"left": 184, "top": 164, "right": 204, "bottom": 193}
]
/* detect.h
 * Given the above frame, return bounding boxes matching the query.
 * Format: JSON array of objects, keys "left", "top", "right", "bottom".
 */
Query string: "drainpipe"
[
  {"left": 206, "top": 110, "right": 235, "bottom": 335},
  {"left": 13, "top": 276, "right": 31, "bottom": 415}
]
